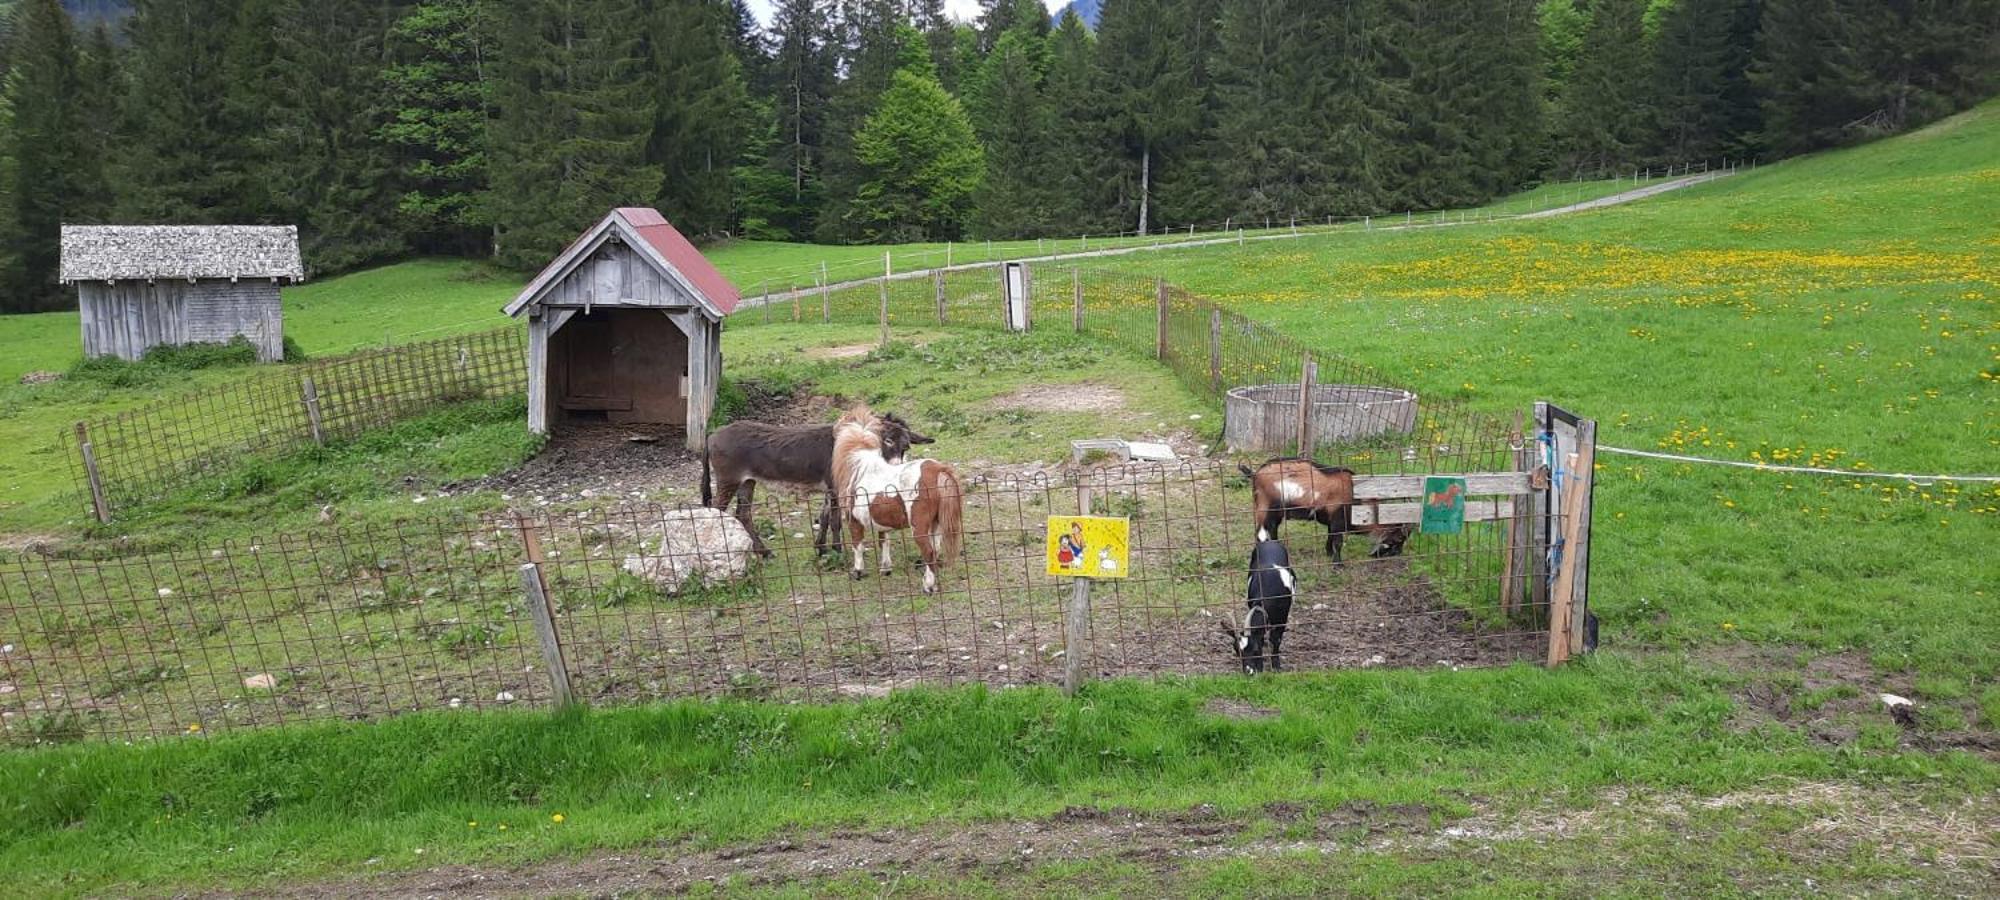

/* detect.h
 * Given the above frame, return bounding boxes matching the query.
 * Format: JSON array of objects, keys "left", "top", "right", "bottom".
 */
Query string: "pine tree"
[
  {"left": 645, "top": 0, "right": 749, "bottom": 235},
  {"left": 381, "top": 0, "right": 496, "bottom": 257},
  {"left": 1, "top": 0, "right": 110, "bottom": 311},
  {"left": 815, "top": 0, "right": 913, "bottom": 242},
  {"left": 975, "top": 0, "right": 1048, "bottom": 53},
  {"left": 265, "top": 0, "right": 406, "bottom": 271},
  {"left": 847, "top": 33, "right": 983, "bottom": 241},
  {"left": 487, "top": 0, "right": 660, "bottom": 268},
  {"left": 1205, "top": 0, "right": 1304, "bottom": 222},
  {"left": 1551, "top": 0, "right": 1652, "bottom": 174}
]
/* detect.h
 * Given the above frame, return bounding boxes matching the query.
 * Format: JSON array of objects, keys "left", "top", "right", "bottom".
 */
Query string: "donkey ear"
[{"left": 909, "top": 430, "right": 936, "bottom": 445}]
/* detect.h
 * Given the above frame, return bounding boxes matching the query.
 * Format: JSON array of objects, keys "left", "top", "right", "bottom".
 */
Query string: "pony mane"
[{"left": 835, "top": 403, "right": 876, "bottom": 429}]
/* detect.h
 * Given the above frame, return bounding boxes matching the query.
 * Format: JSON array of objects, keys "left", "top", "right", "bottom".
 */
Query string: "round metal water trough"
[{"left": 1223, "top": 384, "right": 1418, "bottom": 453}]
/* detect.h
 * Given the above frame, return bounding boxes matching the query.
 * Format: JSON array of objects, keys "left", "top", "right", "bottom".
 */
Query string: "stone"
[
  {"left": 622, "top": 506, "right": 758, "bottom": 594},
  {"left": 17, "top": 370, "right": 62, "bottom": 385},
  {"left": 242, "top": 673, "right": 277, "bottom": 690}
]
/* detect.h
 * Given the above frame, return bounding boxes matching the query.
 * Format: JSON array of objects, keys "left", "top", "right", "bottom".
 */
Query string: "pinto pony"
[
  {"left": 703, "top": 414, "right": 931, "bottom": 556},
  {"left": 831, "top": 407, "right": 964, "bottom": 594},
  {"left": 1238, "top": 457, "right": 1412, "bottom": 562}
]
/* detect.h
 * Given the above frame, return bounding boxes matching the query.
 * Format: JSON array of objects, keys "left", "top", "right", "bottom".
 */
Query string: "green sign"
[{"left": 1421, "top": 476, "right": 1467, "bottom": 534}]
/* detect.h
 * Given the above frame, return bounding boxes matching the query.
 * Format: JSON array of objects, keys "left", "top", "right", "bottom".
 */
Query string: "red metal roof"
[{"left": 614, "top": 208, "right": 740, "bottom": 315}]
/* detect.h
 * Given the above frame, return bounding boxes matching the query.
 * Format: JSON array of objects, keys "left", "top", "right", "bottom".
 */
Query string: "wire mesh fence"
[
  {"left": 2, "top": 459, "right": 1556, "bottom": 744},
  {"left": 61, "top": 327, "right": 526, "bottom": 518}
]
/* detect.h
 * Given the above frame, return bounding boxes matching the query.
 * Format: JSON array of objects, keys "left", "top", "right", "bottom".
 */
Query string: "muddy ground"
[{"left": 215, "top": 783, "right": 1999, "bottom": 899}]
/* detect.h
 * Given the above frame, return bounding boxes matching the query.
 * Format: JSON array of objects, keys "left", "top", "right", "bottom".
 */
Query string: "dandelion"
[
  {"left": 468, "top": 821, "right": 478, "bottom": 828},
  {"left": 186, "top": 723, "right": 202, "bottom": 733},
  {"left": 1722, "top": 622, "right": 1736, "bottom": 631},
  {"left": 552, "top": 813, "right": 566, "bottom": 824}
]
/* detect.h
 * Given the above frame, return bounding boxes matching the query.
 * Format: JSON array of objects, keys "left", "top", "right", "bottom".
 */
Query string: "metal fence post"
[
  {"left": 74, "top": 421, "right": 110, "bottom": 524},
  {"left": 301, "top": 376, "right": 324, "bottom": 446}
]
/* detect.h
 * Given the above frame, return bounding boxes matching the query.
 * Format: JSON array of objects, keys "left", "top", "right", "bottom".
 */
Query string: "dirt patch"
[
  {"left": 0, "top": 533, "right": 63, "bottom": 557},
  {"left": 1697, "top": 644, "right": 1997, "bottom": 758},
  {"left": 234, "top": 783, "right": 1998, "bottom": 899},
  {"left": 804, "top": 343, "right": 878, "bottom": 360},
  {"left": 442, "top": 384, "right": 838, "bottom": 506},
  {"left": 987, "top": 382, "right": 1128, "bottom": 414}
]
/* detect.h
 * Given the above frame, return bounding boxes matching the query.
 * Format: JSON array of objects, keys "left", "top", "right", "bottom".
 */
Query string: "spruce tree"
[
  {"left": 0, "top": 0, "right": 105, "bottom": 311},
  {"left": 1551, "top": 0, "right": 1653, "bottom": 174},
  {"left": 487, "top": 0, "right": 660, "bottom": 268},
  {"left": 1042, "top": 9, "right": 1113, "bottom": 232},
  {"left": 847, "top": 29, "right": 983, "bottom": 241},
  {"left": 266, "top": 0, "right": 406, "bottom": 271},
  {"left": 118, "top": 0, "right": 265, "bottom": 223},
  {"left": 1095, "top": 0, "right": 1198, "bottom": 234},
  {"left": 380, "top": 0, "right": 496, "bottom": 257},
  {"left": 645, "top": 0, "right": 749, "bottom": 235},
  {"left": 1649, "top": 0, "right": 1758, "bottom": 163},
  {"left": 815, "top": 0, "right": 911, "bottom": 242},
  {"left": 764, "top": 0, "right": 836, "bottom": 238},
  {"left": 967, "top": 27, "right": 1053, "bottom": 236}
]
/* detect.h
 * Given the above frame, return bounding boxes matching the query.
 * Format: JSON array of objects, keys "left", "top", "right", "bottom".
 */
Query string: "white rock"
[
  {"left": 448, "top": 697, "right": 464, "bottom": 709},
  {"left": 157, "top": 588, "right": 174, "bottom": 598},
  {"left": 242, "top": 673, "right": 278, "bottom": 690},
  {"left": 622, "top": 507, "right": 758, "bottom": 594},
  {"left": 495, "top": 691, "right": 516, "bottom": 703},
  {"left": 1879, "top": 693, "right": 1913, "bottom": 709}
]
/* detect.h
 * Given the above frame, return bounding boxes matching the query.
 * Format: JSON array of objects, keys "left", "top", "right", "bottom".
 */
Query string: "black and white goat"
[{"left": 1221, "top": 539, "right": 1296, "bottom": 674}]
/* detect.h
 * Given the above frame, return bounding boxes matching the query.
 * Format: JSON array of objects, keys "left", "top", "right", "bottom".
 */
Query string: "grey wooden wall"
[
  {"left": 78, "top": 281, "right": 285, "bottom": 362},
  {"left": 539, "top": 243, "right": 704, "bottom": 308}
]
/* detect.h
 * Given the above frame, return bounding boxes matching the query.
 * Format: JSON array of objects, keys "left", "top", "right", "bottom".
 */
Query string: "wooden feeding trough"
[
  {"left": 505, "top": 208, "right": 739, "bottom": 451},
  {"left": 1223, "top": 383, "right": 1417, "bottom": 454}
]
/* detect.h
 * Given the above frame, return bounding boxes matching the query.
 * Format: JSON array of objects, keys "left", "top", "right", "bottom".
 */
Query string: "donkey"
[
  {"left": 830, "top": 406, "right": 964, "bottom": 594},
  {"left": 703, "top": 413, "right": 932, "bottom": 556},
  {"left": 1221, "top": 539, "right": 1296, "bottom": 673},
  {"left": 1238, "top": 457, "right": 1412, "bottom": 563}
]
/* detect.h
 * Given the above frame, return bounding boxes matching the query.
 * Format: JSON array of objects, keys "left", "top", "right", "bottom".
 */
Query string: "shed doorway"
[{"left": 549, "top": 309, "right": 689, "bottom": 426}]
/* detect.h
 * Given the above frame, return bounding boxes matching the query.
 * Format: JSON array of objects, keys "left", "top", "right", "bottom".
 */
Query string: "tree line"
[{"left": 0, "top": 0, "right": 1993, "bottom": 312}]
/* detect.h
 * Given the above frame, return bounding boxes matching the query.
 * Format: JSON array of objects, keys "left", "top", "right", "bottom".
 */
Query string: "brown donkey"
[{"left": 702, "top": 413, "right": 930, "bottom": 555}]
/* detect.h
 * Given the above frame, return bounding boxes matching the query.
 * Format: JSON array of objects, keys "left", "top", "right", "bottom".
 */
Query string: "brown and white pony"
[
  {"left": 831, "top": 406, "right": 964, "bottom": 594},
  {"left": 703, "top": 414, "right": 931, "bottom": 556}
]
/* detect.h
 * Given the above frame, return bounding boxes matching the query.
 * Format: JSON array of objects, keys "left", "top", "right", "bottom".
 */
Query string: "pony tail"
[
  {"left": 700, "top": 449, "right": 713, "bottom": 507},
  {"left": 934, "top": 465, "right": 964, "bottom": 565}
]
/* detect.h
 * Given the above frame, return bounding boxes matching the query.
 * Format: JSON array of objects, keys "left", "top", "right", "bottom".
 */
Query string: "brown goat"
[{"left": 1238, "top": 457, "right": 1413, "bottom": 562}]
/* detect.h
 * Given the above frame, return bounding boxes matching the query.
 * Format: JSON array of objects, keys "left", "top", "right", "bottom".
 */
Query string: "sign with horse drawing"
[
  {"left": 1421, "top": 476, "right": 1467, "bottom": 534},
  {"left": 1046, "top": 516, "right": 1131, "bottom": 578}
]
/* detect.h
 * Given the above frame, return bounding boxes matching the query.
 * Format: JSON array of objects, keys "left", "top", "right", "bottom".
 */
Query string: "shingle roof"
[{"left": 59, "top": 225, "right": 305, "bottom": 283}]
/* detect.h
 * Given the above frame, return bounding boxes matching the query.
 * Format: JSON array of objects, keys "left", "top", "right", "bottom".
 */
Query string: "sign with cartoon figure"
[
  {"left": 1045, "top": 516, "right": 1131, "bottom": 579},
  {"left": 1421, "top": 476, "right": 1467, "bottom": 534}
]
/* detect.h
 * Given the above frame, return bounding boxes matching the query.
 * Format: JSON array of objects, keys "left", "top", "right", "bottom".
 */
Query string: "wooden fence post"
[
  {"left": 517, "top": 564, "right": 575, "bottom": 708},
  {"left": 1064, "top": 473, "right": 1094, "bottom": 695},
  {"left": 1501, "top": 409, "right": 1528, "bottom": 619},
  {"left": 1545, "top": 419, "right": 1595, "bottom": 667},
  {"left": 1207, "top": 308, "right": 1223, "bottom": 393},
  {"left": 514, "top": 514, "right": 575, "bottom": 707},
  {"left": 300, "top": 376, "right": 325, "bottom": 445},
  {"left": 74, "top": 421, "right": 110, "bottom": 524},
  {"left": 819, "top": 262, "right": 830, "bottom": 322},
  {"left": 1566, "top": 418, "right": 1598, "bottom": 656},
  {"left": 1295, "top": 355, "right": 1317, "bottom": 459},
  {"left": 1154, "top": 279, "right": 1169, "bottom": 360},
  {"left": 934, "top": 270, "right": 947, "bottom": 325},
  {"left": 1071, "top": 268, "right": 1083, "bottom": 333},
  {"left": 1529, "top": 401, "right": 1551, "bottom": 621},
  {"left": 791, "top": 282, "right": 801, "bottom": 322}
]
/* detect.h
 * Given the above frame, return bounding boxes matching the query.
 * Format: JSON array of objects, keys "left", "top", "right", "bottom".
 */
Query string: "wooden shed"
[
  {"left": 504, "top": 208, "right": 740, "bottom": 451},
  {"left": 59, "top": 225, "right": 303, "bottom": 363}
]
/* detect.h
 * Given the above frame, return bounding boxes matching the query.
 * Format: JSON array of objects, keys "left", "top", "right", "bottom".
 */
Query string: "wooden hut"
[
  {"left": 59, "top": 225, "right": 303, "bottom": 363},
  {"left": 504, "top": 208, "right": 740, "bottom": 451}
]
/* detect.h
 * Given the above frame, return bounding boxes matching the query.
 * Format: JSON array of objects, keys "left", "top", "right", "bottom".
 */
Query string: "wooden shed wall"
[
  {"left": 78, "top": 281, "right": 284, "bottom": 362},
  {"left": 541, "top": 243, "right": 702, "bottom": 308}
]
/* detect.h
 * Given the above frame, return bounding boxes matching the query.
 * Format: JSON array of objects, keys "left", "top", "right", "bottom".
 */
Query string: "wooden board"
[
  {"left": 1349, "top": 498, "right": 1514, "bottom": 527},
  {"left": 1352, "top": 472, "right": 1532, "bottom": 501}
]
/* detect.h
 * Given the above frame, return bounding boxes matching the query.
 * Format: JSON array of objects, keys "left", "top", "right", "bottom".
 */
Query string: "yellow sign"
[{"left": 1046, "top": 516, "right": 1131, "bottom": 579}]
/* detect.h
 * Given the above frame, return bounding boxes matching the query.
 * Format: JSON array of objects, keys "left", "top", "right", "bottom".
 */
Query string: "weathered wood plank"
[
  {"left": 1352, "top": 472, "right": 1533, "bottom": 501},
  {"left": 1349, "top": 498, "right": 1514, "bottom": 526}
]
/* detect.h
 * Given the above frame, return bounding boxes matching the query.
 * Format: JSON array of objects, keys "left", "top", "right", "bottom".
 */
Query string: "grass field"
[{"left": 0, "top": 104, "right": 1995, "bottom": 895}]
